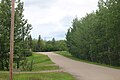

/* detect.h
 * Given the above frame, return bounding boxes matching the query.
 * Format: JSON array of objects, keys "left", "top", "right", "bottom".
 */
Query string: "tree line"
[
  {"left": 66, "top": 0, "right": 120, "bottom": 66},
  {"left": 27, "top": 35, "right": 68, "bottom": 52}
]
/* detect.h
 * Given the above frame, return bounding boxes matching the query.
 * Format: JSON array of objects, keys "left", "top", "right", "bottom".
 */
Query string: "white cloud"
[{"left": 22, "top": 0, "right": 98, "bottom": 40}]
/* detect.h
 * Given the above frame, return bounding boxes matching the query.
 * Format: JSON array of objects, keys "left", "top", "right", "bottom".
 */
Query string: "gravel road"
[{"left": 38, "top": 52, "right": 120, "bottom": 80}]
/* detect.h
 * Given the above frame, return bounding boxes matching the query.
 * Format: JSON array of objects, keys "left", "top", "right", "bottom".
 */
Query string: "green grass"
[
  {"left": 0, "top": 72, "right": 75, "bottom": 80},
  {"left": 27, "top": 53, "right": 59, "bottom": 71},
  {"left": 55, "top": 51, "right": 120, "bottom": 69},
  {"left": 0, "top": 53, "right": 76, "bottom": 80},
  {"left": 28, "top": 53, "right": 54, "bottom": 65}
]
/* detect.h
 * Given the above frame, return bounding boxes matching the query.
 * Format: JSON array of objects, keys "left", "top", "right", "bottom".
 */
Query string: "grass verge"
[
  {"left": 0, "top": 72, "right": 75, "bottom": 80},
  {"left": 27, "top": 53, "right": 59, "bottom": 71},
  {"left": 0, "top": 53, "right": 76, "bottom": 80},
  {"left": 55, "top": 51, "right": 120, "bottom": 69}
]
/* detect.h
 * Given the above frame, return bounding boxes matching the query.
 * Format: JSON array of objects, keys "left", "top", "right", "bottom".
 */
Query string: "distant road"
[{"left": 38, "top": 52, "right": 120, "bottom": 80}]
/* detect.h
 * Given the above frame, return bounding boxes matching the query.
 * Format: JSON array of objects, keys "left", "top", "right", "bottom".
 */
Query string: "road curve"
[{"left": 38, "top": 52, "right": 120, "bottom": 80}]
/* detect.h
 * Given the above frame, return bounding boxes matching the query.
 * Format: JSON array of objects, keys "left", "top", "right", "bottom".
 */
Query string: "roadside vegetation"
[
  {"left": 27, "top": 53, "right": 59, "bottom": 71},
  {"left": 0, "top": 72, "right": 75, "bottom": 80},
  {"left": 66, "top": 0, "right": 120, "bottom": 67},
  {"left": 55, "top": 51, "right": 120, "bottom": 69},
  {"left": 0, "top": 0, "right": 74, "bottom": 79},
  {"left": 0, "top": 53, "right": 76, "bottom": 80},
  {"left": 0, "top": 0, "right": 32, "bottom": 71},
  {"left": 0, "top": 0, "right": 67, "bottom": 71},
  {"left": 0, "top": 0, "right": 120, "bottom": 79},
  {"left": 31, "top": 36, "right": 68, "bottom": 52},
  {"left": 12, "top": 53, "right": 59, "bottom": 71}
]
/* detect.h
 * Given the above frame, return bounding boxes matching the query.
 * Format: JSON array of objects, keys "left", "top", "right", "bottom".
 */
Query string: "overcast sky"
[{"left": 22, "top": 0, "right": 99, "bottom": 40}]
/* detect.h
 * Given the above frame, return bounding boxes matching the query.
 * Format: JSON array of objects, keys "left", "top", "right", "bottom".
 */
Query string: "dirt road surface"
[{"left": 38, "top": 52, "right": 120, "bottom": 80}]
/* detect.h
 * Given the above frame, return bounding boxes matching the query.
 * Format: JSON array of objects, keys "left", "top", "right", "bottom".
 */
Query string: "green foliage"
[
  {"left": 20, "top": 59, "right": 33, "bottom": 71},
  {"left": 0, "top": 53, "right": 75, "bottom": 80},
  {"left": 13, "top": 53, "right": 59, "bottom": 71},
  {"left": 56, "top": 40, "right": 68, "bottom": 51},
  {"left": 66, "top": 0, "right": 120, "bottom": 66},
  {"left": 22, "top": 49, "right": 32, "bottom": 57},
  {"left": 26, "top": 53, "right": 59, "bottom": 71},
  {"left": 35, "top": 35, "right": 44, "bottom": 52},
  {"left": 32, "top": 36, "right": 68, "bottom": 52},
  {"left": 55, "top": 51, "right": 120, "bottom": 69},
  {"left": 24, "top": 35, "right": 33, "bottom": 51},
  {"left": 0, "top": 0, "right": 32, "bottom": 70}
]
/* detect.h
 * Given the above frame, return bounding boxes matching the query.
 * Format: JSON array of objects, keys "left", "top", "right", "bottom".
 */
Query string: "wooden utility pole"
[{"left": 10, "top": 0, "right": 15, "bottom": 80}]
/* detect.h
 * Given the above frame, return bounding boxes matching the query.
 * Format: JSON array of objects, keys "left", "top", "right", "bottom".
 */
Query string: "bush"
[
  {"left": 22, "top": 49, "right": 32, "bottom": 57},
  {"left": 20, "top": 59, "right": 33, "bottom": 71}
]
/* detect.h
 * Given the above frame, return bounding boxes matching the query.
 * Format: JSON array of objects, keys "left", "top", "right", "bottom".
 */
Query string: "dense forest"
[{"left": 66, "top": 0, "right": 120, "bottom": 66}]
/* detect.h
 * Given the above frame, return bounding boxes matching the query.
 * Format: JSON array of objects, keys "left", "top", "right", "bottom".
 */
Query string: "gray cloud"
[
  {"left": 24, "top": 0, "right": 56, "bottom": 9},
  {"left": 48, "top": 30, "right": 66, "bottom": 40},
  {"left": 60, "top": 15, "right": 73, "bottom": 28},
  {"left": 22, "top": 0, "right": 99, "bottom": 40}
]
